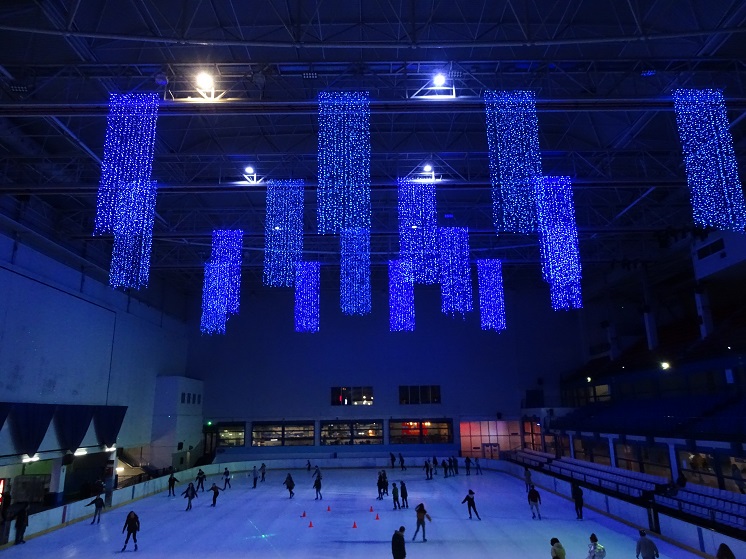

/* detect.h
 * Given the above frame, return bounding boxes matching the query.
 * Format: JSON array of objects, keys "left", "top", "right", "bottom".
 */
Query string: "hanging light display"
[
  {"left": 476, "top": 259, "right": 506, "bottom": 332},
  {"left": 437, "top": 227, "right": 473, "bottom": 317},
  {"left": 317, "top": 91, "right": 371, "bottom": 234},
  {"left": 673, "top": 88, "right": 746, "bottom": 232},
  {"left": 340, "top": 228, "right": 371, "bottom": 316},
  {"left": 388, "top": 259, "right": 415, "bottom": 332},
  {"left": 200, "top": 229, "right": 244, "bottom": 334},
  {"left": 484, "top": 90, "right": 542, "bottom": 234},
  {"left": 264, "top": 179, "right": 305, "bottom": 287},
  {"left": 536, "top": 176, "right": 583, "bottom": 310},
  {"left": 397, "top": 178, "right": 438, "bottom": 284},
  {"left": 109, "top": 180, "right": 157, "bottom": 289},
  {"left": 95, "top": 93, "right": 159, "bottom": 235},
  {"left": 295, "top": 261, "right": 321, "bottom": 333}
]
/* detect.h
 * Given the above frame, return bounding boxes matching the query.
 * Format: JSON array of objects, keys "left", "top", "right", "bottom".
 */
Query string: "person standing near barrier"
[
  {"left": 474, "top": 457, "right": 483, "bottom": 475},
  {"left": 13, "top": 503, "right": 29, "bottom": 545},
  {"left": 260, "top": 463, "right": 267, "bottom": 482},
  {"left": 167, "top": 473, "right": 179, "bottom": 496},
  {"left": 86, "top": 494, "right": 105, "bottom": 524},
  {"left": 121, "top": 510, "right": 140, "bottom": 552},
  {"left": 524, "top": 467, "right": 533, "bottom": 492},
  {"left": 465, "top": 456, "right": 472, "bottom": 475},
  {"left": 571, "top": 482, "right": 584, "bottom": 519},
  {"left": 222, "top": 467, "right": 232, "bottom": 489},
  {"left": 635, "top": 530, "right": 659, "bottom": 559},
  {"left": 252, "top": 466, "right": 259, "bottom": 489},
  {"left": 528, "top": 485, "right": 542, "bottom": 520}
]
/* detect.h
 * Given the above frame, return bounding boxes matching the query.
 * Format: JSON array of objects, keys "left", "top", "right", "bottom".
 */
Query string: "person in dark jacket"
[
  {"left": 14, "top": 503, "right": 29, "bottom": 544},
  {"left": 86, "top": 494, "right": 105, "bottom": 524},
  {"left": 392, "top": 482, "right": 401, "bottom": 510},
  {"left": 461, "top": 489, "right": 481, "bottom": 520},
  {"left": 528, "top": 485, "right": 542, "bottom": 519},
  {"left": 252, "top": 466, "right": 259, "bottom": 489},
  {"left": 398, "top": 453, "right": 407, "bottom": 471},
  {"left": 222, "top": 468, "right": 231, "bottom": 489},
  {"left": 182, "top": 482, "right": 198, "bottom": 510},
  {"left": 283, "top": 473, "right": 295, "bottom": 498},
  {"left": 400, "top": 481, "right": 409, "bottom": 508},
  {"left": 260, "top": 463, "right": 267, "bottom": 482},
  {"left": 208, "top": 483, "right": 223, "bottom": 507},
  {"left": 167, "top": 473, "right": 179, "bottom": 496},
  {"left": 121, "top": 510, "right": 140, "bottom": 552},
  {"left": 635, "top": 530, "right": 659, "bottom": 559},
  {"left": 465, "top": 456, "right": 472, "bottom": 475},
  {"left": 195, "top": 469, "right": 206, "bottom": 492},
  {"left": 391, "top": 525, "right": 406, "bottom": 559},
  {"left": 313, "top": 476, "right": 322, "bottom": 500},
  {"left": 571, "top": 482, "right": 584, "bottom": 519},
  {"left": 412, "top": 503, "right": 432, "bottom": 542},
  {"left": 390, "top": 452, "right": 396, "bottom": 468}
]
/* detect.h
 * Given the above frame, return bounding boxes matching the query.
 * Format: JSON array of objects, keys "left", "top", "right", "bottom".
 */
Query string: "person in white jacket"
[{"left": 586, "top": 533, "right": 606, "bottom": 558}]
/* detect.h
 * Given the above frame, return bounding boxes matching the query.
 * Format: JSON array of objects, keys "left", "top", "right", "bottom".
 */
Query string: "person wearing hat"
[
  {"left": 461, "top": 489, "right": 481, "bottom": 520},
  {"left": 635, "top": 530, "right": 659, "bottom": 559},
  {"left": 391, "top": 525, "right": 406, "bottom": 559}
]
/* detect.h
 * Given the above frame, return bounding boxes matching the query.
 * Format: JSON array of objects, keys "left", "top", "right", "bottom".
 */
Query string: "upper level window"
[
  {"left": 399, "top": 385, "right": 441, "bottom": 404},
  {"left": 331, "top": 386, "right": 373, "bottom": 406}
]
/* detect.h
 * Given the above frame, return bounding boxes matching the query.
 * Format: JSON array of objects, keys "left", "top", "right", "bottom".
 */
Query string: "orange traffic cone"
[
  {"left": 308, "top": 521, "right": 314, "bottom": 528},
  {"left": 375, "top": 513, "right": 380, "bottom": 520},
  {"left": 352, "top": 521, "right": 357, "bottom": 528},
  {"left": 301, "top": 511, "right": 306, "bottom": 518},
  {"left": 327, "top": 505, "right": 331, "bottom": 512},
  {"left": 369, "top": 506, "right": 374, "bottom": 512}
]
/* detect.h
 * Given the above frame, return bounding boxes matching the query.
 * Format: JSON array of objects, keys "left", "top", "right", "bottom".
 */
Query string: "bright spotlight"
[
  {"left": 660, "top": 362, "right": 671, "bottom": 370},
  {"left": 423, "top": 164, "right": 433, "bottom": 173},
  {"left": 196, "top": 72, "right": 214, "bottom": 90},
  {"left": 433, "top": 73, "right": 446, "bottom": 87},
  {"left": 245, "top": 166, "right": 254, "bottom": 174}
]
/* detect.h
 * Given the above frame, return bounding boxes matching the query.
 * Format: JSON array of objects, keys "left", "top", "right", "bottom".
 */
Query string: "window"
[
  {"left": 181, "top": 392, "right": 185, "bottom": 404},
  {"left": 217, "top": 423, "right": 245, "bottom": 447},
  {"left": 251, "top": 422, "right": 315, "bottom": 447},
  {"left": 399, "top": 385, "right": 441, "bottom": 404},
  {"left": 187, "top": 393, "right": 192, "bottom": 404},
  {"left": 389, "top": 420, "right": 452, "bottom": 444},
  {"left": 321, "top": 421, "right": 383, "bottom": 445},
  {"left": 331, "top": 386, "right": 373, "bottom": 406}
]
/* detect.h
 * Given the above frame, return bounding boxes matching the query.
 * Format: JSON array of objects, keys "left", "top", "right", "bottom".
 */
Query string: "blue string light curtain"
[
  {"left": 476, "top": 259, "right": 506, "bottom": 332},
  {"left": 673, "top": 88, "right": 746, "bottom": 232},
  {"left": 109, "top": 180, "right": 157, "bottom": 289},
  {"left": 388, "top": 260, "right": 415, "bottom": 332},
  {"left": 200, "top": 230, "right": 244, "bottom": 334},
  {"left": 317, "top": 91, "right": 371, "bottom": 234},
  {"left": 397, "top": 178, "right": 438, "bottom": 284},
  {"left": 295, "top": 261, "right": 321, "bottom": 333},
  {"left": 95, "top": 93, "right": 159, "bottom": 235},
  {"left": 536, "top": 176, "right": 583, "bottom": 310},
  {"left": 437, "top": 227, "right": 473, "bottom": 317},
  {"left": 264, "top": 179, "right": 305, "bottom": 287},
  {"left": 484, "top": 90, "right": 542, "bottom": 234},
  {"left": 340, "top": 228, "right": 372, "bottom": 315}
]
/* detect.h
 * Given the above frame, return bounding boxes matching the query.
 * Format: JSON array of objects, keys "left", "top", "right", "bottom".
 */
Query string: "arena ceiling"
[{"left": 0, "top": 0, "right": 745, "bottom": 312}]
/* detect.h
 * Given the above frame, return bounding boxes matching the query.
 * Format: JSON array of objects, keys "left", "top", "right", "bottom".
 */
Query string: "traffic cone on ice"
[
  {"left": 375, "top": 513, "right": 380, "bottom": 520},
  {"left": 301, "top": 511, "right": 306, "bottom": 517},
  {"left": 327, "top": 505, "right": 331, "bottom": 512},
  {"left": 308, "top": 521, "right": 314, "bottom": 528},
  {"left": 369, "top": 506, "right": 374, "bottom": 512},
  {"left": 352, "top": 521, "right": 357, "bottom": 528}
]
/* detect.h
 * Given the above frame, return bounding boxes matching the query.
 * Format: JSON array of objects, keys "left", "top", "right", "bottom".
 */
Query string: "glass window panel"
[
  {"left": 390, "top": 421, "right": 421, "bottom": 444},
  {"left": 352, "top": 421, "right": 382, "bottom": 445},
  {"left": 251, "top": 424, "right": 284, "bottom": 447},
  {"left": 409, "top": 387, "right": 421, "bottom": 404},
  {"left": 321, "top": 422, "right": 352, "bottom": 445},
  {"left": 284, "top": 423, "right": 315, "bottom": 446},
  {"left": 399, "top": 386, "right": 409, "bottom": 405},
  {"left": 217, "top": 423, "right": 245, "bottom": 447},
  {"left": 422, "top": 420, "right": 452, "bottom": 444},
  {"left": 431, "top": 385, "right": 441, "bottom": 404}
]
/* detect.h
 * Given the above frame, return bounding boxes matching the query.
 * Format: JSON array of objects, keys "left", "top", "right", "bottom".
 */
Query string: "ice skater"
[
  {"left": 182, "top": 482, "right": 198, "bottom": 510},
  {"left": 452, "top": 456, "right": 459, "bottom": 475},
  {"left": 283, "top": 473, "right": 295, "bottom": 498},
  {"left": 222, "top": 467, "right": 231, "bottom": 489},
  {"left": 572, "top": 483, "right": 584, "bottom": 519},
  {"left": 461, "top": 489, "right": 481, "bottom": 520},
  {"left": 86, "top": 494, "right": 105, "bottom": 524},
  {"left": 524, "top": 467, "right": 532, "bottom": 492},
  {"left": 377, "top": 471, "right": 385, "bottom": 500},
  {"left": 528, "top": 484, "right": 542, "bottom": 519},
  {"left": 400, "top": 481, "right": 409, "bottom": 508},
  {"left": 550, "top": 537, "right": 566, "bottom": 559},
  {"left": 398, "top": 453, "right": 407, "bottom": 470},
  {"left": 209, "top": 483, "right": 223, "bottom": 507},
  {"left": 312, "top": 465, "right": 322, "bottom": 481},
  {"left": 306, "top": 460, "right": 311, "bottom": 472},
  {"left": 635, "top": 530, "right": 659, "bottom": 559},
  {"left": 465, "top": 456, "right": 472, "bottom": 475},
  {"left": 260, "top": 463, "right": 266, "bottom": 482},
  {"left": 382, "top": 470, "right": 389, "bottom": 496},
  {"left": 474, "top": 457, "right": 482, "bottom": 475},
  {"left": 313, "top": 475, "right": 322, "bottom": 500},
  {"left": 167, "top": 473, "right": 179, "bottom": 496},
  {"left": 195, "top": 469, "right": 206, "bottom": 492},
  {"left": 390, "top": 452, "right": 396, "bottom": 468},
  {"left": 432, "top": 455, "right": 438, "bottom": 475},
  {"left": 121, "top": 510, "right": 140, "bottom": 552},
  {"left": 13, "top": 503, "right": 29, "bottom": 545},
  {"left": 392, "top": 482, "right": 401, "bottom": 510},
  {"left": 252, "top": 466, "right": 259, "bottom": 488},
  {"left": 441, "top": 459, "right": 449, "bottom": 478},
  {"left": 412, "top": 502, "right": 432, "bottom": 542},
  {"left": 391, "top": 525, "right": 406, "bottom": 559},
  {"left": 586, "top": 532, "right": 606, "bottom": 558},
  {"left": 423, "top": 459, "right": 431, "bottom": 480}
]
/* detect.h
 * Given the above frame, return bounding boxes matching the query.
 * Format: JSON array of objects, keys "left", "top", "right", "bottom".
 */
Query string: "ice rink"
[{"left": 2, "top": 466, "right": 710, "bottom": 558}]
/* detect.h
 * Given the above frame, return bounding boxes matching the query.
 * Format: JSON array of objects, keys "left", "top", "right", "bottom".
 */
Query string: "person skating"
[
  {"left": 474, "top": 457, "right": 482, "bottom": 475},
  {"left": 306, "top": 460, "right": 311, "bottom": 472},
  {"left": 524, "top": 467, "right": 532, "bottom": 492},
  {"left": 13, "top": 503, "right": 29, "bottom": 545},
  {"left": 447, "top": 457, "right": 454, "bottom": 476},
  {"left": 208, "top": 483, "right": 223, "bottom": 507},
  {"left": 586, "top": 533, "right": 606, "bottom": 559},
  {"left": 222, "top": 467, "right": 231, "bottom": 489},
  {"left": 182, "top": 482, "right": 198, "bottom": 510},
  {"left": 283, "top": 473, "right": 295, "bottom": 498},
  {"left": 392, "top": 482, "right": 401, "bottom": 510},
  {"left": 167, "top": 473, "right": 179, "bottom": 496},
  {"left": 550, "top": 537, "right": 566, "bottom": 559},
  {"left": 400, "top": 481, "right": 409, "bottom": 508},
  {"left": 260, "top": 463, "right": 266, "bottom": 482},
  {"left": 432, "top": 455, "right": 438, "bottom": 475},
  {"left": 391, "top": 525, "right": 406, "bottom": 559},
  {"left": 571, "top": 482, "right": 584, "bottom": 519},
  {"left": 423, "top": 460, "right": 431, "bottom": 480},
  {"left": 382, "top": 470, "right": 389, "bottom": 496},
  {"left": 86, "top": 494, "right": 105, "bottom": 524},
  {"left": 465, "top": 456, "right": 472, "bottom": 475},
  {"left": 412, "top": 503, "right": 432, "bottom": 542},
  {"left": 452, "top": 456, "right": 459, "bottom": 475},
  {"left": 441, "top": 459, "right": 449, "bottom": 478},
  {"left": 635, "top": 530, "right": 659, "bottom": 559},
  {"left": 312, "top": 465, "right": 322, "bottom": 481},
  {"left": 121, "top": 510, "right": 140, "bottom": 552},
  {"left": 377, "top": 471, "right": 385, "bottom": 500},
  {"left": 461, "top": 489, "right": 481, "bottom": 520},
  {"left": 195, "top": 469, "right": 206, "bottom": 492},
  {"left": 398, "top": 453, "right": 406, "bottom": 471},
  {"left": 528, "top": 484, "right": 542, "bottom": 519},
  {"left": 390, "top": 452, "right": 396, "bottom": 468},
  {"left": 252, "top": 466, "right": 259, "bottom": 489},
  {"left": 313, "top": 475, "right": 322, "bottom": 500}
]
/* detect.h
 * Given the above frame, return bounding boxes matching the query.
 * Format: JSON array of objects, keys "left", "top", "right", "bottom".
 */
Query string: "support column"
[
  {"left": 383, "top": 419, "right": 390, "bottom": 445},
  {"left": 607, "top": 437, "right": 617, "bottom": 467},
  {"left": 568, "top": 433, "right": 576, "bottom": 459},
  {"left": 668, "top": 443, "right": 679, "bottom": 481},
  {"left": 103, "top": 450, "right": 117, "bottom": 506},
  {"left": 48, "top": 458, "right": 67, "bottom": 506},
  {"left": 695, "top": 286, "right": 714, "bottom": 340},
  {"left": 643, "top": 305, "right": 658, "bottom": 350}
]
